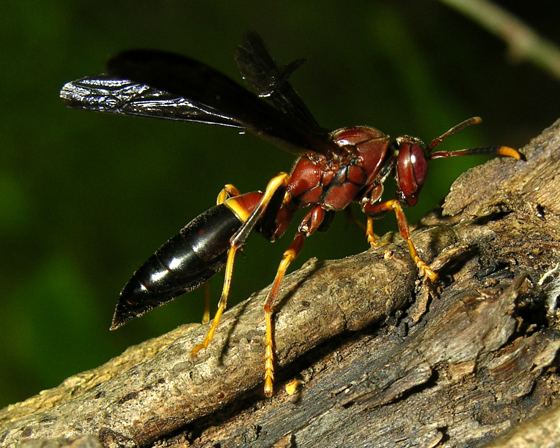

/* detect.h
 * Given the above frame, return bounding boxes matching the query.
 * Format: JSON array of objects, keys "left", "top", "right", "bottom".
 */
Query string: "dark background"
[{"left": 1, "top": 1, "right": 558, "bottom": 407}]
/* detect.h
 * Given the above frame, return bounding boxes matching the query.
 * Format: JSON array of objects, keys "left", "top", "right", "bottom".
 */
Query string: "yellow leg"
[
  {"left": 405, "top": 236, "right": 437, "bottom": 282},
  {"left": 262, "top": 206, "right": 324, "bottom": 397},
  {"left": 191, "top": 173, "right": 290, "bottom": 358},
  {"left": 264, "top": 308, "right": 275, "bottom": 396},
  {"left": 191, "top": 245, "right": 238, "bottom": 357},
  {"left": 387, "top": 199, "right": 437, "bottom": 282},
  {"left": 216, "top": 184, "right": 241, "bottom": 205},
  {"left": 285, "top": 378, "right": 304, "bottom": 396},
  {"left": 195, "top": 183, "right": 242, "bottom": 325},
  {"left": 366, "top": 217, "right": 377, "bottom": 247},
  {"left": 364, "top": 184, "right": 385, "bottom": 247},
  {"left": 263, "top": 245, "right": 299, "bottom": 397},
  {"left": 201, "top": 284, "right": 211, "bottom": 324},
  {"left": 364, "top": 199, "right": 437, "bottom": 281},
  {"left": 231, "top": 173, "right": 290, "bottom": 248}
]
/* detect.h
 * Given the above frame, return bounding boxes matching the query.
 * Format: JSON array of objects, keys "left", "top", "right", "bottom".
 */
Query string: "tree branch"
[
  {"left": 440, "top": 0, "right": 560, "bottom": 80},
  {"left": 2, "top": 120, "right": 560, "bottom": 447}
]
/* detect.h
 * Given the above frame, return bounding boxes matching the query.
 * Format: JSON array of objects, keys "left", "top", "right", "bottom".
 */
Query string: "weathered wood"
[{"left": 1, "top": 120, "right": 560, "bottom": 447}]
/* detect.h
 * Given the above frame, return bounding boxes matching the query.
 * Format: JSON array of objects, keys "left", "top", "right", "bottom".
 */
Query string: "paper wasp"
[{"left": 60, "top": 33, "right": 521, "bottom": 397}]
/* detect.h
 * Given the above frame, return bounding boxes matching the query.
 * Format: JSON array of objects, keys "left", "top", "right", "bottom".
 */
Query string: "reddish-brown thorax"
[{"left": 286, "top": 126, "right": 391, "bottom": 211}]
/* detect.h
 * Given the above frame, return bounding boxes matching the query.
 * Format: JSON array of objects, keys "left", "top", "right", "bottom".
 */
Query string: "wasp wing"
[
  {"left": 235, "top": 32, "right": 325, "bottom": 135},
  {"left": 60, "top": 75, "right": 240, "bottom": 127},
  {"left": 61, "top": 48, "right": 332, "bottom": 154}
]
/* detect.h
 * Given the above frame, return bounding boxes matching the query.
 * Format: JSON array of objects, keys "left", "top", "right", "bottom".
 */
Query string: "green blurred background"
[{"left": 0, "top": 1, "right": 558, "bottom": 407}]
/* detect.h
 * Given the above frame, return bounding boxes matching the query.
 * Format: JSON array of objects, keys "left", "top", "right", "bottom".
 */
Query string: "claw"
[{"left": 418, "top": 261, "right": 438, "bottom": 282}]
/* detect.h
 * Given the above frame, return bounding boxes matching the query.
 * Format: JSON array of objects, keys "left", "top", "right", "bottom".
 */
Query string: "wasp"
[{"left": 60, "top": 33, "right": 521, "bottom": 397}]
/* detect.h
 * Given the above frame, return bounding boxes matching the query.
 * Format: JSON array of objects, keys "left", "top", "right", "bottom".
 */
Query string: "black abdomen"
[{"left": 111, "top": 204, "right": 242, "bottom": 329}]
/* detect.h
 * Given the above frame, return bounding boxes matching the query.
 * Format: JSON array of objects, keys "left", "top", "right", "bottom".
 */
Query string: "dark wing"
[
  {"left": 60, "top": 75, "right": 240, "bottom": 127},
  {"left": 235, "top": 32, "right": 324, "bottom": 134},
  {"left": 61, "top": 48, "right": 333, "bottom": 154}
]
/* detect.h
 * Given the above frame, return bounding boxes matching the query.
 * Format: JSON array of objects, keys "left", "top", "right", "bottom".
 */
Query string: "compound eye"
[
  {"left": 410, "top": 145, "right": 428, "bottom": 186},
  {"left": 397, "top": 142, "right": 428, "bottom": 206}
]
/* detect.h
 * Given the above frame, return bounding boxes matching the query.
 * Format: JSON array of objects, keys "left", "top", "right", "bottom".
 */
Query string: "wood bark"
[{"left": 1, "top": 121, "right": 560, "bottom": 448}]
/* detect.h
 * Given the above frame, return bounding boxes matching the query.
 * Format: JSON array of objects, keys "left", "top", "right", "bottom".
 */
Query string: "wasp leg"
[
  {"left": 366, "top": 217, "right": 377, "bottom": 247},
  {"left": 201, "top": 284, "right": 211, "bottom": 324},
  {"left": 216, "top": 184, "right": 241, "bottom": 205},
  {"left": 231, "top": 172, "right": 290, "bottom": 248},
  {"left": 199, "top": 184, "right": 243, "bottom": 324},
  {"left": 363, "top": 199, "right": 437, "bottom": 282},
  {"left": 191, "top": 244, "right": 239, "bottom": 357},
  {"left": 344, "top": 207, "right": 386, "bottom": 248},
  {"left": 365, "top": 217, "right": 394, "bottom": 248},
  {"left": 191, "top": 173, "right": 290, "bottom": 358},
  {"left": 263, "top": 205, "right": 326, "bottom": 397},
  {"left": 361, "top": 184, "right": 385, "bottom": 247}
]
